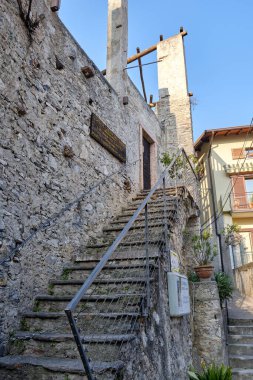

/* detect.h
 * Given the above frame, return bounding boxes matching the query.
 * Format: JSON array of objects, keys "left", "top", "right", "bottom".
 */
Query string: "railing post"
[
  {"left": 65, "top": 310, "right": 94, "bottom": 380},
  {"left": 145, "top": 204, "right": 150, "bottom": 313},
  {"left": 163, "top": 176, "right": 171, "bottom": 272}
]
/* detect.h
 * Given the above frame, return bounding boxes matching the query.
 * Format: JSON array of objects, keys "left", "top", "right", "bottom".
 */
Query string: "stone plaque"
[{"left": 90, "top": 114, "right": 126, "bottom": 163}]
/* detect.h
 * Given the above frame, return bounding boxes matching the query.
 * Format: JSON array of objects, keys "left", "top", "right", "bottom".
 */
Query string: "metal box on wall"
[{"left": 167, "top": 273, "right": 190, "bottom": 316}]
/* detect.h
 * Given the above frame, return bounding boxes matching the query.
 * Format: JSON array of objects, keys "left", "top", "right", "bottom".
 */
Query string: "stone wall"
[
  {"left": 234, "top": 262, "right": 253, "bottom": 296},
  {"left": 124, "top": 264, "right": 192, "bottom": 380},
  {"left": 191, "top": 281, "right": 226, "bottom": 368},
  {"left": 0, "top": 0, "right": 163, "bottom": 353}
]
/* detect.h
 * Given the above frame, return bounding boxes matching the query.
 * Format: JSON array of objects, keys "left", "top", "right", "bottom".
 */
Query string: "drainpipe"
[
  {"left": 207, "top": 132, "right": 225, "bottom": 272},
  {"left": 207, "top": 132, "right": 229, "bottom": 357}
]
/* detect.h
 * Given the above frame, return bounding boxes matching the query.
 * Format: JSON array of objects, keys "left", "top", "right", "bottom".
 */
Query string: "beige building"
[{"left": 195, "top": 125, "right": 253, "bottom": 272}]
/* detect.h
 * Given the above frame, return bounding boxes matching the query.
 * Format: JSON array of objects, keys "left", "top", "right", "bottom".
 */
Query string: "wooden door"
[{"left": 143, "top": 137, "right": 151, "bottom": 190}]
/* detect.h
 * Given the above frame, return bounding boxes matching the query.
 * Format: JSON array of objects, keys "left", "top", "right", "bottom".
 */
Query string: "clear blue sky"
[{"left": 59, "top": 0, "right": 253, "bottom": 140}]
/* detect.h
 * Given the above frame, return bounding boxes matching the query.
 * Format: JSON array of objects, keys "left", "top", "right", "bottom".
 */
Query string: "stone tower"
[{"left": 156, "top": 32, "right": 194, "bottom": 155}]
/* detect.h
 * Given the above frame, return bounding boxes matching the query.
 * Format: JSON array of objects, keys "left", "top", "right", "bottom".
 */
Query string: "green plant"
[
  {"left": 188, "top": 271, "right": 200, "bottom": 283},
  {"left": 20, "top": 319, "right": 30, "bottom": 331},
  {"left": 61, "top": 268, "right": 71, "bottom": 281},
  {"left": 222, "top": 224, "right": 242, "bottom": 246},
  {"left": 48, "top": 283, "right": 54, "bottom": 296},
  {"left": 33, "top": 300, "right": 42, "bottom": 312},
  {"left": 192, "top": 231, "right": 217, "bottom": 266},
  {"left": 188, "top": 363, "right": 232, "bottom": 380},
  {"left": 188, "top": 154, "right": 205, "bottom": 179},
  {"left": 160, "top": 152, "right": 184, "bottom": 178},
  {"left": 215, "top": 272, "right": 234, "bottom": 304}
]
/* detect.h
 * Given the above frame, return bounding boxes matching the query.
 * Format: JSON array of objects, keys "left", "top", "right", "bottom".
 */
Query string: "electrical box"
[{"left": 167, "top": 273, "right": 190, "bottom": 317}]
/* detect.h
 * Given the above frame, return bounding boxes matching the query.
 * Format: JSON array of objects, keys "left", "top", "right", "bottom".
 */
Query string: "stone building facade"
[{"left": 0, "top": 0, "right": 225, "bottom": 378}]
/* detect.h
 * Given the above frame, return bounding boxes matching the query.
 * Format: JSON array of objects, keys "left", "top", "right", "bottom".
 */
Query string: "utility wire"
[{"left": 202, "top": 118, "right": 253, "bottom": 231}]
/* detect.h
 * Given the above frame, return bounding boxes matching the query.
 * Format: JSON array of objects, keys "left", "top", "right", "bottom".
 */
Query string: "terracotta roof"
[{"left": 194, "top": 125, "right": 253, "bottom": 151}]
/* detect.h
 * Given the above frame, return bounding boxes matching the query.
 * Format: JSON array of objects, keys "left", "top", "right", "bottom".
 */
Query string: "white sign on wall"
[{"left": 167, "top": 272, "right": 190, "bottom": 317}]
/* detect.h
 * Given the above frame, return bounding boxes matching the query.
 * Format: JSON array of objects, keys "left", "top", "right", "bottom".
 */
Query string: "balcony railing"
[
  {"left": 232, "top": 192, "right": 253, "bottom": 211},
  {"left": 232, "top": 244, "right": 253, "bottom": 268}
]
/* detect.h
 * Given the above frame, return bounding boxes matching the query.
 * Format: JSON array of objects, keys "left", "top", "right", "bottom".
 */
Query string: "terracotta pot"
[{"left": 194, "top": 265, "right": 214, "bottom": 280}]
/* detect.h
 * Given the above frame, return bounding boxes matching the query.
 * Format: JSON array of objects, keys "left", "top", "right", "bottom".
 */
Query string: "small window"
[{"left": 231, "top": 148, "right": 245, "bottom": 160}]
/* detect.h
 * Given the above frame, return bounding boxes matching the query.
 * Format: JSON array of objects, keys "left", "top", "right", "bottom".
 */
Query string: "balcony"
[
  {"left": 232, "top": 192, "right": 253, "bottom": 212},
  {"left": 232, "top": 244, "right": 253, "bottom": 268}
]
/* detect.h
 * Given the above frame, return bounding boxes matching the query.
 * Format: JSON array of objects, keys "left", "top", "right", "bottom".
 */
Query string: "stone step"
[
  {"left": 76, "top": 252, "right": 159, "bottom": 264},
  {"left": 130, "top": 192, "right": 181, "bottom": 203},
  {"left": 232, "top": 368, "right": 253, "bottom": 380},
  {"left": 228, "top": 343, "right": 253, "bottom": 356},
  {"left": 228, "top": 334, "right": 253, "bottom": 345},
  {"left": 103, "top": 221, "right": 171, "bottom": 233},
  {"left": 86, "top": 238, "right": 165, "bottom": 250},
  {"left": 229, "top": 319, "right": 253, "bottom": 326},
  {"left": 64, "top": 263, "right": 157, "bottom": 280},
  {"left": 79, "top": 246, "right": 161, "bottom": 261},
  {"left": 229, "top": 326, "right": 253, "bottom": 335},
  {"left": 122, "top": 199, "right": 178, "bottom": 212},
  {"left": 0, "top": 355, "right": 124, "bottom": 380},
  {"left": 34, "top": 293, "right": 144, "bottom": 313},
  {"left": 21, "top": 312, "right": 140, "bottom": 335},
  {"left": 133, "top": 188, "right": 183, "bottom": 199},
  {"left": 10, "top": 332, "right": 136, "bottom": 362},
  {"left": 229, "top": 355, "right": 253, "bottom": 369},
  {"left": 107, "top": 212, "right": 175, "bottom": 232},
  {"left": 49, "top": 278, "right": 149, "bottom": 296},
  {"left": 117, "top": 206, "right": 176, "bottom": 219}
]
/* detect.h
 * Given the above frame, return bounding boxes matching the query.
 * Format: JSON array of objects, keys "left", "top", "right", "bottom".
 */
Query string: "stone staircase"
[
  {"left": 228, "top": 318, "right": 253, "bottom": 379},
  {"left": 0, "top": 188, "right": 183, "bottom": 380}
]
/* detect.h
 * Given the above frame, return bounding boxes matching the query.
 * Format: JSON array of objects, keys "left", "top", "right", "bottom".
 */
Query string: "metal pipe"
[
  {"left": 102, "top": 43, "right": 158, "bottom": 75},
  {"left": 136, "top": 47, "right": 147, "bottom": 102},
  {"left": 207, "top": 132, "right": 225, "bottom": 272}
]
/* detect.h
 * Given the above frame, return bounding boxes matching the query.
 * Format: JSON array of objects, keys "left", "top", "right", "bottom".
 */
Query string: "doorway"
[{"left": 143, "top": 136, "right": 151, "bottom": 190}]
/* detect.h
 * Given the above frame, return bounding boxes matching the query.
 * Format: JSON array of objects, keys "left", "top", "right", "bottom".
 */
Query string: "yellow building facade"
[{"left": 195, "top": 125, "right": 253, "bottom": 271}]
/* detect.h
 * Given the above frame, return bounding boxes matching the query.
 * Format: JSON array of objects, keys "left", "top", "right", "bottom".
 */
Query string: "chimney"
[{"left": 106, "top": 0, "right": 128, "bottom": 100}]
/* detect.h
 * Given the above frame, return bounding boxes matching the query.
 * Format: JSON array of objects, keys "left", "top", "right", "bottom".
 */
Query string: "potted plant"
[{"left": 192, "top": 231, "right": 217, "bottom": 280}]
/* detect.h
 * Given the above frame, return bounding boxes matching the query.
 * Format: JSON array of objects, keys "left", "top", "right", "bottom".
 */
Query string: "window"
[
  {"left": 232, "top": 176, "right": 253, "bottom": 209},
  {"left": 246, "top": 148, "right": 253, "bottom": 158},
  {"left": 232, "top": 147, "right": 253, "bottom": 160}
]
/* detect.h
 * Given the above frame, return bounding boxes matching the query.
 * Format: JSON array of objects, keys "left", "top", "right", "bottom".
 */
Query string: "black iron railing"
[{"left": 65, "top": 148, "right": 198, "bottom": 379}]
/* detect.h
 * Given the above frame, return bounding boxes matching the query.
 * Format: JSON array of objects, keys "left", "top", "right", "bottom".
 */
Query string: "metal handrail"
[{"left": 64, "top": 148, "right": 196, "bottom": 378}]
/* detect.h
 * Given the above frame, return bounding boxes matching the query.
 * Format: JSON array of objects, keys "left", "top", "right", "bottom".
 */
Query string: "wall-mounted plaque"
[
  {"left": 90, "top": 114, "right": 126, "bottom": 163},
  {"left": 167, "top": 273, "right": 190, "bottom": 317}
]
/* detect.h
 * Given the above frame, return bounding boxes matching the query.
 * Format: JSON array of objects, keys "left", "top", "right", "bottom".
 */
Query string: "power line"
[{"left": 202, "top": 118, "right": 253, "bottom": 231}]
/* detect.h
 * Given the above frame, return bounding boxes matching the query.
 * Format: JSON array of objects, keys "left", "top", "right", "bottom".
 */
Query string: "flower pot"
[{"left": 194, "top": 265, "right": 214, "bottom": 280}]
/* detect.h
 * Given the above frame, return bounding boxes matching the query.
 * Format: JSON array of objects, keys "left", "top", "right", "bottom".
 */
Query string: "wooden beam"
[
  {"left": 136, "top": 47, "right": 147, "bottom": 102},
  {"left": 102, "top": 31, "right": 187, "bottom": 76}
]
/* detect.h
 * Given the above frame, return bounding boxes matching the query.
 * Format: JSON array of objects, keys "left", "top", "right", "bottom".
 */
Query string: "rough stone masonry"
[{"left": 0, "top": 0, "right": 225, "bottom": 377}]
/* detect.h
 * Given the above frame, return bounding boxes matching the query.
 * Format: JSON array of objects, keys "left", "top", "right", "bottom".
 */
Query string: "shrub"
[
  {"left": 215, "top": 272, "right": 234, "bottom": 304},
  {"left": 188, "top": 363, "right": 232, "bottom": 380}
]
